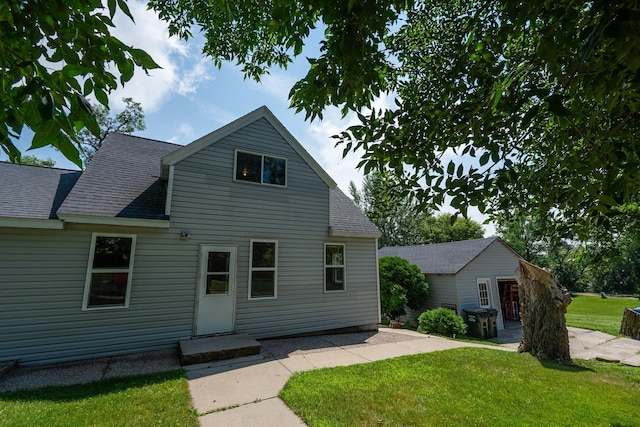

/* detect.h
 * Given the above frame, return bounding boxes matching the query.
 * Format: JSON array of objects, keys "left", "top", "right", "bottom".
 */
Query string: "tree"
[
  {"left": 350, "top": 173, "right": 430, "bottom": 248},
  {"left": 18, "top": 155, "right": 56, "bottom": 167},
  {"left": 516, "top": 259, "right": 572, "bottom": 363},
  {"left": 497, "top": 211, "right": 590, "bottom": 291},
  {"left": 7, "top": 1, "right": 640, "bottom": 240},
  {"left": 149, "top": 0, "right": 412, "bottom": 119},
  {"left": 378, "top": 256, "right": 429, "bottom": 320},
  {"left": 420, "top": 213, "right": 484, "bottom": 244},
  {"left": 587, "top": 231, "right": 640, "bottom": 295},
  {"left": 334, "top": 1, "right": 640, "bottom": 240},
  {"left": 78, "top": 98, "right": 146, "bottom": 164},
  {"left": 1, "top": 0, "right": 159, "bottom": 166},
  {"left": 496, "top": 213, "right": 547, "bottom": 265}
]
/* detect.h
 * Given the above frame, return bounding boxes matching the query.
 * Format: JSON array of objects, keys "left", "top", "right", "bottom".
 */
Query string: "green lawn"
[
  {"left": 0, "top": 370, "right": 198, "bottom": 427},
  {"left": 280, "top": 348, "right": 640, "bottom": 427},
  {"left": 566, "top": 294, "right": 639, "bottom": 335}
]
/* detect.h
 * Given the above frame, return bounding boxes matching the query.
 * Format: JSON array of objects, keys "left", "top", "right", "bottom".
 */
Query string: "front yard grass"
[
  {"left": 280, "top": 347, "right": 640, "bottom": 427},
  {"left": 566, "top": 294, "right": 638, "bottom": 336},
  {"left": 0, "top": 370, "right": 197, "bottom": 427}
]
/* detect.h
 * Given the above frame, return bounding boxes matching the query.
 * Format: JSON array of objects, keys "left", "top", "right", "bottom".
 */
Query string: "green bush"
[
  {"left": 418, "top": 308, "right": 467, "bottom": 337},
  {"left": 379, "top": 256, "right": 429, "bottom": 320}
]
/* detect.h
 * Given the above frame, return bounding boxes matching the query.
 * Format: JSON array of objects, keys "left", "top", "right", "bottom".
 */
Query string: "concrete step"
[{"left": 179, "top": 334, "right": 261, "bottom": 366}]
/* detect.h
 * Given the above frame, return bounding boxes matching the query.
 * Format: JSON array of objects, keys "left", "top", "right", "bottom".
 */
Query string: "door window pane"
[
  {"left": 206, "top": 274, "right": 230, "bottom": 294},
  {"left": 208, "top": 252, "right": 230, "bottom": 273}
]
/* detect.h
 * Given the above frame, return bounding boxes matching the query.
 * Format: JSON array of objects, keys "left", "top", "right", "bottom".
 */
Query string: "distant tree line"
[{"left": 350, "top": 172, "right": 484, "bottom": 249}]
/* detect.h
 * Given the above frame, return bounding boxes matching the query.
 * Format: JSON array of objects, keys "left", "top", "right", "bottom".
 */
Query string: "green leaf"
[
  {"left": 108, "top": 0, "right": 117, "bottom": 18},
  {"left": 520, "top": 105, "right": 539, "bottom": 129},
  {"left": 479, "top": 152, "right": 490, "bottom": 166},
  {"left": 117, "top": 0, "right": 135, "bottom": 22},
  {"left": 130, "top": 48, "right": 161, "bottom": 70},
  {"left": 54, "top": 133, "right": 82, "bottom": 168},
  {"left": 94, "top": 87, "right": 109, "bottom": 107},
  {"left": 31, "top": 121, "right": 59, "bottom": 149}
]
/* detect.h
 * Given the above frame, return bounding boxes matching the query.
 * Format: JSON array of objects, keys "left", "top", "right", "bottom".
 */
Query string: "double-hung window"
[
  {"left": 325, "top": 243, "right": 346, "bottom": 292},
  {"left": 83, "top": 233, "right": 136, "bottom": 310},
  {"left": 249, "top": 240, "right": 278, "bottom": 299},
  {"left": 476, "top": 278, "right": 491, "bottom": 307},
  {"left": 235, "top": 150, "right": 286, "bottom": 186}
]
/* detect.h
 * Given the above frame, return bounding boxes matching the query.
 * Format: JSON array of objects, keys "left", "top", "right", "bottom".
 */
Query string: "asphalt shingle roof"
[
  {"left": 58, "top": 133, "right": 180, "bottom": 220},
  {"left": 0, "top": 162, "right": 81, "bottom": 220},
  {"left": 379, "top": 237, "right": 510, "bottom": 274},
  {"left": 330, "top": 188, "right": 381, "bottom": 236},
  {"left": 3, "top": 132, "right": 377, "bottom": 235}
]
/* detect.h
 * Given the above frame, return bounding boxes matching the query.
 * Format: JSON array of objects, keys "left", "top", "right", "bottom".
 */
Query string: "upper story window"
[
  {"left": 83, "top": 233, "right": 136, "bottom": 310},
  {"left": 235, "top": 150, "right": 286, "bottom": 186}
]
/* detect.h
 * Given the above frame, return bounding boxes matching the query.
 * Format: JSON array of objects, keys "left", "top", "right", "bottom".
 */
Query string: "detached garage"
[{"left": 379, "top": 237, "right": 523, "bottom": 331}]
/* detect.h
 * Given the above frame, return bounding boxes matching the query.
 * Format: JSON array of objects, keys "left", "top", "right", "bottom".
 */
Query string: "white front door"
[{"left": 196, "top": 245, "right": 236, "bottom": 335}]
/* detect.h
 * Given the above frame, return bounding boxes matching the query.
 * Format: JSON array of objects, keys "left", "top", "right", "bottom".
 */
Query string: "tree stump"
[
  {"left": 515, "top": 259, "right": 572, "bottom": 363},
  {"left": 620, "top": 308, "right": 640, "bottom": 339}
]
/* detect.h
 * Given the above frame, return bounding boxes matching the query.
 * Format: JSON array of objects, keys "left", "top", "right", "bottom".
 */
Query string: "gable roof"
[
  {"left": 330, "top": 188, "right": 381, "bottom": 237},
  {"left": 0, "top": 162, "right": 81, "bottom": 228},
  {"left": 378, "top": 237, "right": 521, "bottom": 274},
  {"left": 161, "top": 106, "right": 337, "bottom": 188},
  {"left": 57, "top": 133, "right": 180, "bottom": 226},
  {"left": 1, "top": 107, "right": 378, "bottom": 235}
]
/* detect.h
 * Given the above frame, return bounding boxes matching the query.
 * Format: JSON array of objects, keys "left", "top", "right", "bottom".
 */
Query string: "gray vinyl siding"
[
  {"left": 170, "top": 118, "right": 379, "bottom": 339},
  {"left": 0, "top": 225, "right": 196, "bottom": 365},
  {"left": 399, "top": 274, "right": 457, "bottom": 324},
  {"left": 0, "top": 118, "right": 379, "bottom": 365},
  {"left": 454, "top": 241, "right": 520, "bottom": 330}
]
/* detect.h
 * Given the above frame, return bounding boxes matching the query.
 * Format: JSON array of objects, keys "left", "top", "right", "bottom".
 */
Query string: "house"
[
  {"left": 378, "top": 237, "right": 523, "bottom": 330},
  {"left": 0, "top": 106, "right": 381, "bottom": 366}
]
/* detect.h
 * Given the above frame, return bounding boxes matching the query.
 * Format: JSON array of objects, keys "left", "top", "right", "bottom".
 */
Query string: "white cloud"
[
  {"left": 177, "top": 58, "right": 214, "bottom": 96},
  {"left": 106, "top": 1, "right": 213, "bottom": 112},
  {"left": 167, "top": 122, "right": 197, "bottom": 144},
  {"left": 305, "top": 93, "right": 396, "bottom": 195},
  {"left": 249, "top": 71, "right": 298, "bottom": 104}
]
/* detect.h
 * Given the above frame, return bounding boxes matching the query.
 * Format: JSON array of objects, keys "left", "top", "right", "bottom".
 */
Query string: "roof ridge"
[
  {"left": 109, "top": 132, "right": 182, "bottom": 147},
  {"left": 0, "top": 161, "right": 80, "bottom": 173}
]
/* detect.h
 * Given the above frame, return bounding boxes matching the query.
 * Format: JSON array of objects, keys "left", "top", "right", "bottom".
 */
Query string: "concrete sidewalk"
[
  {"left": 188, "top": 329, "right": 509, "bottom": 427},
  {"left": 1, "top": 326, "right": 639, "bottom": 426}
]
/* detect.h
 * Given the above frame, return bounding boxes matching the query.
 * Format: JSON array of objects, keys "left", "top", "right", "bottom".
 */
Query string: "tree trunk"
[
  {"left": 515, "top": 259, "right": 572, "bottom": 363},
  {"left": 620, "top": 308, "right": 640, "bottom": 339}
]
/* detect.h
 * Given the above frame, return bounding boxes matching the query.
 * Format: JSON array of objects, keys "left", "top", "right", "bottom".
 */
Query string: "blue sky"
[{"left": 5, "top": 1, "right": 495, "bottom": 235}]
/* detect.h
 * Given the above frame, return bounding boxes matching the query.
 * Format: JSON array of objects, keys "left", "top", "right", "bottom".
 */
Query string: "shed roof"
[
  {"left": 330, "top": 188, "right": 381, "bottom": 237},
  {"left": 379, "top": 237, "right": 520, "bottom": 274},
  {"left": 0, "top": 162, "right": 81, "bottom": 220},
  {"left": 58, "top": 133, "right": 180, "bottom": 220}
]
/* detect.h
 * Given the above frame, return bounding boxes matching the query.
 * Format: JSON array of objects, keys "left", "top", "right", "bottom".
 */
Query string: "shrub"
[
  {"left": 379, "top": 256, "right": 429, "bottom": 319},
  {"left": 418, "top": 308, "right": 467, "bottom": 337}
]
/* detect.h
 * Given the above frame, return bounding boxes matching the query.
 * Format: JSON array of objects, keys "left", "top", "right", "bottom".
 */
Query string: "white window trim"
[
  {"left": 248, "top": 239, "right": 278, "bottom": 300},
  {"left": 324, "top": 243, "right": 346, "bottom": 293},
  {"left": 233, "top": 149, "right": 288, "bottom": 188},
  {"left": 476, "top": 278, "right": 491, "bottom": 308},
  {"left": 82, "top": 233, "right": 137, "bottom": 311}
]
